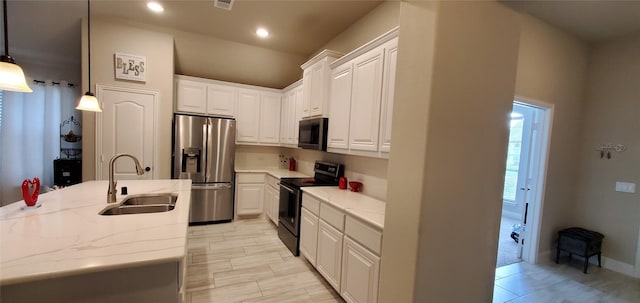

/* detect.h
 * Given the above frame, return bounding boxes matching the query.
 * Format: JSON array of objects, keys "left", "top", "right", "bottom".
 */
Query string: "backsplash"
[{"left": 235, "top": 145, "right": 388, "bottom": 201}]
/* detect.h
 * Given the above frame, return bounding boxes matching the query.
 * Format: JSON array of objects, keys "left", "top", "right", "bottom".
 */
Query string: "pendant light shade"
[
  {"left": 76, "top": 92, "right": 101, "bottom": 112},
  {"left": 76, "top": 0, "right": 101, "bottom": 112},
  {"left": 0, "top": 0, "right": 32, "bottom": 93}
]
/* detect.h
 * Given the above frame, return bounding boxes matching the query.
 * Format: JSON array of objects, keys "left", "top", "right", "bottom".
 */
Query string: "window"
[{"left": 503, "top": 114, "right": 524, "bottom": 201}]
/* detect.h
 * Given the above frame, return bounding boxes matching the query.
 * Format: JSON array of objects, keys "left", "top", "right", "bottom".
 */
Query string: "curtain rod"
[{"left": 32, "top": 80, "right": 75, "bottom": 87}]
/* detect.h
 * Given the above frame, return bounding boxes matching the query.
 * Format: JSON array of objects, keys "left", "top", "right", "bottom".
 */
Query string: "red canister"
[
  {"left": 339, "top": 177, "right": 348, "bottom": 190},
  {"left": 289, "top": 157, "right": 296, "bottom": 171}
]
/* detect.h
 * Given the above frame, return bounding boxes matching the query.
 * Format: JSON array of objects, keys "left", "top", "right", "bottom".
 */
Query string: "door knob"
[{"left": 145, "top": 167, "right": 151, "bottom": 172}]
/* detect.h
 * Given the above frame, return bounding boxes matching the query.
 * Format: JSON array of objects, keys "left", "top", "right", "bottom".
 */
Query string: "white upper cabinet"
[
  {"left": 326, "top": 27, "right": 399, "bottom": 158},
  {"left": 280, "top": 81, "right": 302, "bottom": 146},
  {"left": 236, "top": 89, "right": 261, "bottom": 143},
  {"left": 301, "top": 50, "right": 343, "bottom": 118},
  {"left": 259, "top": 92, "right": 282, "bottom": 144},
  {"left": 327, "top": 62, "right": 354, "bottom": 150},
  {"left": 175, "top": 78, "right": 207, "bottom": 113},
  {"left": 348, "top": 46, "right": 384, "bottom": 152},
  {"left": 206, "top": 84, "right": 236, "bottom": 117},
  {"left": 175, "top": 76, "right": 236, "bottom": 117},
  {"left": 379, "top": 38, "right": 398, "bottom": 154}
]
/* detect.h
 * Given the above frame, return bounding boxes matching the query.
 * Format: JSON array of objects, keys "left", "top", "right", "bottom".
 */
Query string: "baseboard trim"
[
  {"left": 537, "top": 249, "right": 637, "bottom": 278},
  {"left": 602, "top": 257, "right": 636, "bottom": 278}
]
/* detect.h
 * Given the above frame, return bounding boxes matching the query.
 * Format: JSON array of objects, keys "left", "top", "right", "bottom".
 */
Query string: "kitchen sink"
[
  {"left": 99, "top": 193, "right": 178, "bottom": 216},
  {"left": 100, "top": 204, "right": 176, "bottom": 215},
  {"left": 121, "top": 193, "right": 177, "bottom": 206}
]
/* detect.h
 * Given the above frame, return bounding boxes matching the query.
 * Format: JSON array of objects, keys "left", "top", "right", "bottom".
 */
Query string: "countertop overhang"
[{"left": 0, "top": 180, "right": 191, "bottom": 286}]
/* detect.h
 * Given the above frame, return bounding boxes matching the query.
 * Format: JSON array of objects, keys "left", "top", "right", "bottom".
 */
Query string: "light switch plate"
[{"left": 615, "top": 182, "right": 636, "bottom": 193}]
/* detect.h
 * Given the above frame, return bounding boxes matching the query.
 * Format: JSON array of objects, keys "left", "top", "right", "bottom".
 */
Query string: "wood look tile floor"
[
  {"left": 494, "top": 258, "right": 640, "bottom": 303},
  {"left": 185, "top": 219, "right": 344, "bottom": 303}
]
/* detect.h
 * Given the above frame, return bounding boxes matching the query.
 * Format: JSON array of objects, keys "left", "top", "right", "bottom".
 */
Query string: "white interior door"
[
  {"left": 96, "top": 85, "right": 157, "bottom": 181},
  {"left": 502, "top": 103, "right": 537, "bottom": 259}
]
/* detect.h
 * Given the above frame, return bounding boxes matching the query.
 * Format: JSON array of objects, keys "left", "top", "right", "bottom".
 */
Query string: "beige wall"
[
  {"left": 379, "top": 1, "right": 521, "bottom": 301},
  {"left": 93, "top": 16, "right": 306, "bottom": 89},
  {"left": 514, "top": 14, "right": 590, "bottom": 256},
  {"left": 81, "top": 18, "right": 174, "bottom": 180},
  {"left": 173, "top": 29, "right": 306, "bottom": 89},
  {"left": 316, "top": 1, "right": 400, "bottom": 58},
  {"left": 575, "top": 32, "right": 640, "bottom": 266}
]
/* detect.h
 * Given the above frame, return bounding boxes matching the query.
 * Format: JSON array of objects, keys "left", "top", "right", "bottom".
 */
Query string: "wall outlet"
[{"left": 615, "top": 182, "right": 636, "bottom": 193}]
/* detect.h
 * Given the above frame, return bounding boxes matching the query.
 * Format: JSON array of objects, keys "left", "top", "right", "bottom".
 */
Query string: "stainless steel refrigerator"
[{"left": 172, "top": 114, "right": 235, "bottom": 223}]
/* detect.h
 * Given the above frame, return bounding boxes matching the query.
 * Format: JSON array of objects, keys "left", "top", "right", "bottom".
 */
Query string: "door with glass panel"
[{"left": 502, "top": 103, "right": 536, "bottom": 258}]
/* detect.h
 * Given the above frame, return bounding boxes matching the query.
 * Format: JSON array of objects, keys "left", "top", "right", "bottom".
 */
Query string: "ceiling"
[
  {"left": 501, "top": 0, "right": 640, "bottom": 43},
  {"left": 5, "top": 0, "right": 640, "bottom": 82},
  {"left": 4, "top": 0, "right": 383, "bottom": 68}
]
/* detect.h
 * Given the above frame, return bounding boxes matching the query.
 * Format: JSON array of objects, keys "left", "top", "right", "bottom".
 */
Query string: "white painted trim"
[
  {"left": 602, "top": 257, "right": 636, "bottom": 277},
  {"left": 95, "top": 84, "right": 160, "bottom": 180},
  {"left": 330, "top": 26, "right": 400, "bottom": 68},
  {"left": 513, "top": 96, "right": 555, "bottom": 265},
  {"left": 301, "top": 49, "right": 344, "bottom": 70}
]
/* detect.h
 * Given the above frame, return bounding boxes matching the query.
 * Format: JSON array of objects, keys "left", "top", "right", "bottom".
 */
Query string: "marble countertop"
[
  {"left": 301, "top": 187, "right": 386, "bottom": 230},
  {"left": 235, "top": 167, "right": 311, "bottom": 179},
  {"left": 0, "top": 179, "right": 191, "bottom": 286}
]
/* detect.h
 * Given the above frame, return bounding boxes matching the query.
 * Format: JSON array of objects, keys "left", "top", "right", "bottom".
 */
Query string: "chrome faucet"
[{"left": 107, "top": 153, "right": 144, "bottom": 203}]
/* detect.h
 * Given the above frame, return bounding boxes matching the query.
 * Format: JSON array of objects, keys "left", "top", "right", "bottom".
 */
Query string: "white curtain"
[{"left": 0, "top": 81, "right": 79, "bottom": 205}]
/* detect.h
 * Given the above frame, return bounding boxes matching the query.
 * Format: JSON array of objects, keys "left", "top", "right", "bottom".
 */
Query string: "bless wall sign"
[{"left": 114, "top": 52, "right": 146, "bottom": 82}]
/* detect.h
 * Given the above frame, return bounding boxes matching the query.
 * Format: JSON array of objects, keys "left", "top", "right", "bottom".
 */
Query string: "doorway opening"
[{"left": 496, "top": 99, "right": 553, "bottom": 268}]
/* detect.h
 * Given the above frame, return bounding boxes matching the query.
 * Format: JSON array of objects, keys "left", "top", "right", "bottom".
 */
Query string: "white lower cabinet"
[
  {"left": 341, "top": 237, "right": 381, "bottom": 303},
  {"left": 264, "top": 175, "right": 280, "bottom": 225},
  {"left": 300, "top": 207, "right": 319, "bottom": 266},
  {"left": 235, "top": 173, "right": 264, "bottom": 216},
  {"left": 316, "top": 220, "right": 344, "bottom": 291}
]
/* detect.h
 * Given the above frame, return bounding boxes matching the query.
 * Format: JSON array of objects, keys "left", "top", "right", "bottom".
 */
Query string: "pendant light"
[
  {"left": 76, "top": 0, "right": 101, "bottom": 112},
  {"left": 0, "top": 0, "right": 32, "bottom": 92}
]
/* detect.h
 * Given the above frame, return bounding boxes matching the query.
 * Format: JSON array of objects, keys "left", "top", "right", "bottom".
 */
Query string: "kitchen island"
[{"left": 0, "top": 180, "right": 191, "bottom": 303}]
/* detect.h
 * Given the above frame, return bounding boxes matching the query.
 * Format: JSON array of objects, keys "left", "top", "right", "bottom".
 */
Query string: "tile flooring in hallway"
[
  {"left": 185, "top": 218, "right": 344, "bottom": 303},
  {"left": 494, "top": 259, "right": 640, "bottom": 303}
]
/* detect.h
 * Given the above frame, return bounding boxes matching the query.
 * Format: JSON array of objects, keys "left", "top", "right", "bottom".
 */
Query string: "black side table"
[{"left": 556, "top": 227, "right": 604, "bottom": 273}]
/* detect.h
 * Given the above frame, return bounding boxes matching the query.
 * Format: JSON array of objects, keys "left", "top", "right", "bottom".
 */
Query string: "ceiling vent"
[{"left": 213, "top": 0, "right": 234, "bottom": 11}]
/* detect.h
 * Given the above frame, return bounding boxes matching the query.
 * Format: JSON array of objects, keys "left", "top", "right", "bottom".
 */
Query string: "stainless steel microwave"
[{"left": 298, "top": 117, "right": 328, "bottom": 151}]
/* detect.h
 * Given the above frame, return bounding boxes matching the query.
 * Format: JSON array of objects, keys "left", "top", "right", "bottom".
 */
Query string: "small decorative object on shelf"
[
  {"left": 60, "top": 116, "right": 82, "bottom": 159},
  {"left": 21, "top": 177, "right": 41, "bottom": 209}
]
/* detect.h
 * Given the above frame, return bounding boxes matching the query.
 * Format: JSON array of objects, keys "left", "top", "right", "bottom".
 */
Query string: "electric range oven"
[{"left": 277, "top": 161, "right": 343, "bottom": 256}]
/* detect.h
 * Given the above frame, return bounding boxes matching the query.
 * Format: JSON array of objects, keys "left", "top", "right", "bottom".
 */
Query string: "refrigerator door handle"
[
  {"left": 192, "top": 183, "right": 233, "bottom": 190},
  {"left": 202, "top": 122, "right": 209, "bottom": 179}
]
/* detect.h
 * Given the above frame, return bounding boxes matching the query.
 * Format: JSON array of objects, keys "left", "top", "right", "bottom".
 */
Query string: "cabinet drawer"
[
  {"left": 265, "top": 174, "right": 280, "bottom": 189},
  {"left": 320, "top": 203, "right": 345, "bottom": 232},
  {"left": 302, "top": 193, "right": 321, "bottom": 216},
  {"left": 345, "top": 216, "right": 382, "bottom": 255},
  {"left": 237, "top": 173, "right": 265, "bottom": 183}
]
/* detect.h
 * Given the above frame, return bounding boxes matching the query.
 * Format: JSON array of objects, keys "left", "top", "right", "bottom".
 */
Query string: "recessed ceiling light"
[
  {"left": 147, "top": 2, "right": 164, "bottom": 13},
  {"left": 256, "top": 27, "right": 269, "bottom": 38}
]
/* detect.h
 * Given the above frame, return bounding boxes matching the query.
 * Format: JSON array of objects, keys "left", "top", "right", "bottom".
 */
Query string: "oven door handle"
[{"left": 280, "top": 184, "right": 295, "bottom": 194}]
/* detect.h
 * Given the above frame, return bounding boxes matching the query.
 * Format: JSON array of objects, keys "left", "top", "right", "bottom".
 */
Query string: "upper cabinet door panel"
[
  {"left": 206, "top": 84, "right": 237, "bottom": 117},
  {"left": 259, "top": 93, "right": 281, "bottom": 144},
  {"left": 348, "top": 47, "right": 384, "bottom": 152},
  {"left": 327, "top": 63, "right": 353, "bottom": 150},
  {"left": 236, "top": 89, "right": 261, "bottom": 143},
  {"left": 379, "top": 38, "right": 398, "bottom": 153},
  {"left": 176, "top": 79, "right": 207, "bottom": 113}
]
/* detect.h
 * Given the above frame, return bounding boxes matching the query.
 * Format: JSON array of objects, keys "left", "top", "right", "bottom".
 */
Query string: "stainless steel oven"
[{"left": 277, "top": 161, "right": 343, "bottom": 256}]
